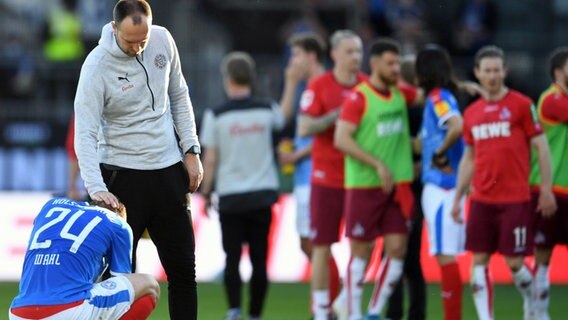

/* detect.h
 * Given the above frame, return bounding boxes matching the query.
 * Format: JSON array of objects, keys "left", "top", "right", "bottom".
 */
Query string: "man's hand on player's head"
[{"left": 92, "top": 191, "right": 119, "bottom": 209}]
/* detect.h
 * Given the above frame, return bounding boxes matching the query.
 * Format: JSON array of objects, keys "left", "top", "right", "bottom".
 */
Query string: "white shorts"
[
  {"left": 294, "top": 184, "right": 311, "bottom": 238},
  {"left": 422, "top": 183, "right": 466, "bottom": 256},
  {"left": 10, "top": 276, "right": 135, "bottom": 320}
]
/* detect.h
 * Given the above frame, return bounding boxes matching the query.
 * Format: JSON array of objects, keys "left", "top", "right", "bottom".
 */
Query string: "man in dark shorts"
[
  {"left": 334, "top": 38, "right": 418, "bottom": 320},
  {"left": 528, "top": 47, "right": 568, "bottom": 320},
  {"left": 451, "top": 46, "right": 557, "bottom": 320},
  {"left": 298, "top": 29, "right": 367, "bottom": 320}
]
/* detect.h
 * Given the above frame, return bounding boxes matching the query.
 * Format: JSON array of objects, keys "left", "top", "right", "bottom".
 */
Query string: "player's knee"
[
  {"left": 122, "top": 273, "right": 160, "bottom": 302},
  {"left": 386, "top": 244, "right": 406, "bottom": 259},
  {"left": 384, "top": 239, "right": 406, "bottom": 259},
  {"left": 142, "top": 275, "right": 160, "bottom": 300},
  {"left": 300, "top": 238, "right": 312, "bottom": 258},
  {"left": 472, "top": 253, "right": 490, "bottom": 266},
  {"left": 436, "top": 254, "right": 456, "bottom": 266},
  {"left": 504, "top": 256, "right": 524, "bottom": 272},
  {"left": 350, "top": 240, "right": 372, "bottom": 259}
]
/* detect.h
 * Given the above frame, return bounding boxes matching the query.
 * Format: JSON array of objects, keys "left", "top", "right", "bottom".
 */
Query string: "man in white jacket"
[{"left": 74, "top": 1, "right": 202, "bottom": 319}]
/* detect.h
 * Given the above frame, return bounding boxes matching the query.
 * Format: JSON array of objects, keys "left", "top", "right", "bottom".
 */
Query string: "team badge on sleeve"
[
  {"left": 300, "top": 90, "right": 314, "bottom": 111},
  {"left": 101, "top": 279, "right": 117, "bottom": 290},
  {"left": 434, "top": 101, "right": 450, "bottom": 117}
]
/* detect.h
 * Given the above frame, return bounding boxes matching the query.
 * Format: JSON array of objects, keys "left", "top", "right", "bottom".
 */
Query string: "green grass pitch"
[{"left": 1, "top": 282, "right": 567, "bottom": 319}]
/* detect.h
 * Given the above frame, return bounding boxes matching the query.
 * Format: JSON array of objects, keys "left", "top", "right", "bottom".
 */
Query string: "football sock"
[
  {"left": 346, "top": 256, "right": 366, "bottom": 320},
  {"left": 472, "top": 265, "right": 493, "bottom": 320},
  {"left": 513, "top": 264, "right": 534, "bottom": 318},
  {"left": 329, "top": 257, "right": 340, "bottom": 306},
  {"left": 513, "top": 265, "right": 533, "bottom": 299},
  {"left": 367, "top": 257, "right": 403, "bottom": 316},
  {"left": 441, "top": 262, "right": 463, "bottom": 320},
  {"left": 313, "top": 289, "right": 329, "bottom": 320},
  {"left": 119, "top": 294, "right": 156, "bottom": 320},
  {"left": 534, "top": 264, "right": 550, "bottom": 314}
]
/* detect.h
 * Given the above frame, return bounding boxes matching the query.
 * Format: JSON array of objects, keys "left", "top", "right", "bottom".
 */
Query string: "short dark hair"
[
  {"left": 368, "top": 38, "right": 400, "bottom": 58},
  {"left": 288, "top": 32, "right": 327, "bottom": 63},
  {"left": 221, "top": 51, "right": 256, "bottom": 86},
  {"left": 548, "top": 47, "right": 568, "bottom": 81},
  {"left": 415, "top": 45, "right": 457, "bottom": 94},
  {"left": 113, "top": 0, "right": 152, "bottom": 24},
  {"left": 474, "top": 45, "right": 505, "bottom": 68}
]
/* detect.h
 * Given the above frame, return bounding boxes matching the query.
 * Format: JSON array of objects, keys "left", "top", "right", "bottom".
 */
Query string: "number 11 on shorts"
[{"left": 513, "top": 226, "right": 527, "bottom": 248}]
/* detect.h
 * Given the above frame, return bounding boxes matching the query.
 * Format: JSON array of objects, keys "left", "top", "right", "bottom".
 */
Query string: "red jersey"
[
  {"left": 540, "top": 84, "right": 568, "bottom": 123},
  {"left": 463, "top": 90, "right": 543, "bottom": 203},
  {"left": 300, "top": 71, "right": 368, "bottom": 188}
]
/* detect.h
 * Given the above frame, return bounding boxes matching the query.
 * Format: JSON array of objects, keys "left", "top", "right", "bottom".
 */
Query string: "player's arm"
[
  {"left": 108, "top": 219, "right": 134, "bottom": 276},
  {"left": 279, "top": 144, "right": 312, "bottom": 166},
  {"left": 451, "top": 145, "right": 474, "bottom": 223},
  {"left": 432, "top": 115, "right": 463, "bottom": 169},
  {"left": 200, "top": 147, "right": 217, "bottom": 214},
  {"left": 457, "top": 80, "right": 488, "bottom": 99},
  {"left": 279, "top": 60, "right": 305, "bottom": 123},
  {"left": 334, "top": 120, "right": 393, "bottom": 193},
  {"left": 298, "top": 111, "right": 340, "bottom": 137},
  {"left": 541, "top": 94, "right": 568, "bottom": 123},
  {"left": 531, "top": 134, "right": 557, "bottom": 217},
  {"left": 412, "top": 136, "right": 422, "bottom": 155},
  {"left": 437, "top": 115, "right": 463, "bottom": 154}
]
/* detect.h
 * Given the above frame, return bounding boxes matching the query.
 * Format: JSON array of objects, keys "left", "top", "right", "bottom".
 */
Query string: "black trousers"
[
  {"left": 101, "top": 162, "right": 197, "bottom": 320},
  {"left": 386, "top": 181, "right": 426, "bottom": 320},
  {"left": 219, "top": 207, "right": 272, "bottom": 317}
]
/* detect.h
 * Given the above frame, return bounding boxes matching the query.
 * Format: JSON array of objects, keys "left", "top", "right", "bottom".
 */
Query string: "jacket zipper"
[{"left": 136, "top": 55, "right": 155, "bottom": 111}]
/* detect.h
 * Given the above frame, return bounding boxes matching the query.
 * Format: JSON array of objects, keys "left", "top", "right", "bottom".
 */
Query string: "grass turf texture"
[{"left": 1, "top": 282, "right": 567, "bottom": 319}]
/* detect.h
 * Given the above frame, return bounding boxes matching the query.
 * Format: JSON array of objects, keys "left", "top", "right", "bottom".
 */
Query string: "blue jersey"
[
  {"left": 421, "top": 88, "right": 464, "bottom": 188},
  {"left": 11, "top": 198, "right": 133, "bottom": 308},
  {"left": 294, "top": 81, "right": 312, "bottom": 187}
]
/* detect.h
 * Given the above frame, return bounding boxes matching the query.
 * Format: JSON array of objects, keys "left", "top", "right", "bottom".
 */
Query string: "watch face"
[{"left": 189, "top": 145, "right": 201, "bottom": 154}]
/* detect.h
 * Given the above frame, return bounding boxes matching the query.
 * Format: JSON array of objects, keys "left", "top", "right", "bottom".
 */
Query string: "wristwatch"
[{"left": 185, "top": 145, "right": 201, "bottom": 155}]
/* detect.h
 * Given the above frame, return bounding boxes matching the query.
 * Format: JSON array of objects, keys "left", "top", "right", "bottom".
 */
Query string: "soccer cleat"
[
  {"left": 332, "top": 296, "right": 348, "bottom": 320},
  {"left": 224, "top": 310, "right": 242, "bottom": 320},
  {"left": 364, "top": 314, "right": 381, "bottom": 320}
]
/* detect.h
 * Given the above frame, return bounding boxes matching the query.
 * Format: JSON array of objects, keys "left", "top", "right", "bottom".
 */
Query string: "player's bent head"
[
  {"left": 221, "top": 51, "right": 256, "bottom": 86},
  {"left": 548, "top": 47, "right": 568, "bottom": 81},
  {"left": 474, "top": 45, "right": 505, "bottom": 69},
  {"left": 416, "top": 44, "right": 457, "bottom": 93},
  {"left": 288, "top": 32, "right": 327, "bottom": 64},
  {"left": 90, "top": 199, "right": 127, "bottom": 220},
  {"left": 113, "top": 0, "right": 152, "bottom": 24}
]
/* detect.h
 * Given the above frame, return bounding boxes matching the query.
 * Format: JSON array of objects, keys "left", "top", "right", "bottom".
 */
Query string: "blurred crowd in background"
[{"left": 0, "top": 0, "right": 567, "bottom": 191}]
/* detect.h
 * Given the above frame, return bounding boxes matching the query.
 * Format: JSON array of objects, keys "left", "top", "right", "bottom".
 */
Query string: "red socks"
[
  {"left": 441, "top": 262, "right": 463, "bottom": 320},
  {"left": 329, "top": 257, "right": 340, "bottom": 305},
  {"left": 120, "top": 295, "right": 156, "bottom": 320}
]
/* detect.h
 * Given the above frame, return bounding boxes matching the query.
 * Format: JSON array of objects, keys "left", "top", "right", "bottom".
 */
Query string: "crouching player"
[{"left": 9, "top": 198, "right": 159, "bottom": 320}]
